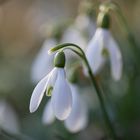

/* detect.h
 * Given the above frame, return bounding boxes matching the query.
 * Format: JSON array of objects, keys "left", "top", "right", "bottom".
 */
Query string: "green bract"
[{"left": 97, "top": 12, "right": 110, "bottom": 29}]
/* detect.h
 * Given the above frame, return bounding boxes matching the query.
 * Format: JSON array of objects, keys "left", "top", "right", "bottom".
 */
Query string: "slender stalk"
[
  {"left": 49, "top": 43, "right": 118, "bottom": 139},
  {"left": 82, "top": 54, "right": 117, "bottom": 140}
]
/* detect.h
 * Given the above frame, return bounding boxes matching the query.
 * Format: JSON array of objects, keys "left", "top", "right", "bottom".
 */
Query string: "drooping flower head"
[
  {"left": 41, "top": 64, "right": 88, "bottom": 133},
  {"left": 29, "top": 51, "right": 72, "bottom": 120},
  {"left": 86, "top": 10, "right": 122, "bottom": 81}
]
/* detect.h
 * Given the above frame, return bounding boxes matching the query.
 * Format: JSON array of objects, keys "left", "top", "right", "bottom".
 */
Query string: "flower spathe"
[
  {"left": 29, "top": 67, "right": 72, "bottom": 120},
  {"left": 86, "top": 28, "right": 122, "bottom": 81}
]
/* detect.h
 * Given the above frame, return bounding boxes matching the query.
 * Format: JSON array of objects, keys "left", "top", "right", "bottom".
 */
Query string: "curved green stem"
[
  {"left": 49, "top": 43, "right": 118, "bottom": 140},
  {"left": 49, "top": 43, "right": 84, "bottom": 58}
]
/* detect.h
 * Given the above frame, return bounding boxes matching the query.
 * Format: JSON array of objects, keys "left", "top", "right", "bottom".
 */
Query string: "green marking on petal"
[
  {"left": 102, "top": 48, "right": 109, "bottom": 57},
  {"left": 46, "top": 86, "right": 53, "bottom": 96}
]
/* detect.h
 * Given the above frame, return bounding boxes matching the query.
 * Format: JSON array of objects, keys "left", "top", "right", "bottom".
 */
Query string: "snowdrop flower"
[
  {"left": 30, "top": 51, "right": 72, "bottom": 120},
  {"left": 0, "top": 100, "right": 20, "bottom": 134},
  {"left": 61, "top": 25, "right": 87, "bottom": 51},
  {"left": 61, "top": 2, "right": 96, "bottom": 57},
  {"left": 75, "top": 13, "right": 96, "bottom": 39},
  {"left": 86, "top": 12, "right": 122, "bottom": 81},
  {"left": 31, "top": 38, "right": 57, "bottom": 83},
  {"left": 64, "top": 84, "right": 88, "bottom": 133},
  {"left": 61, "top": 6, "right": 96, "bottom": 51}
]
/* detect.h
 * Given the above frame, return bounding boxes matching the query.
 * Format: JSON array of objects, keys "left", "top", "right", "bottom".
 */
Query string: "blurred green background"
[{"left": 0, "top": 0, "right": 140, "bottom": 140}]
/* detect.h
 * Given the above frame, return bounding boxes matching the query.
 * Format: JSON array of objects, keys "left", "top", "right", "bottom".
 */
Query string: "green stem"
[
  {"left": 49, "top": 43, "right": 118, "bottom": 140},
  {"left": 83, "top": 54, "right": 117, "bottom": 140}
]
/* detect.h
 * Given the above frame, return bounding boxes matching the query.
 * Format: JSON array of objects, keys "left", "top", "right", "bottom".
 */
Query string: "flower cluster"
[{"left": 29, "top": 2, "right": 123, "bottom": 135}]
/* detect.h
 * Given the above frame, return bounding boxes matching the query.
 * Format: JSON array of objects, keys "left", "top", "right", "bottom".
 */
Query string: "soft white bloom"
[
  {"left": 51, "top": 69, "right": 72, "bottom": 120},
  {"left": 61, "top": 25, "right": 87, "bottom": 51},
  {"left": 64, "top": 85, "right": 88, "bottom": 133},
  {"left": 61, "top": 14, "right": 96, "bottom": 51},
  {"left": 75, "top": 14, "right": 96, "bottom": 38},
  {"left": 0, "top": 100, "right": 20, "bottom": 134},
  {"left": 31, "top": 39, "right": 57, "bottom": 83},
  {"left": 42, "top": 99, "right": 55, "bottom": 125},
  {"left": 42, "top": 84, "right": 88, "bottom": 133},
  {"left": 86, "top": 28, "right": 122, "bottom": 81},
  {"left": 29, "top": 67, "right": 72, "bottom": 120}
]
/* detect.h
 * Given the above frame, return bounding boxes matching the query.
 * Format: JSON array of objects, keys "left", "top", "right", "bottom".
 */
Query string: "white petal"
[
  {"left": 64, "top": 85, "right": 88, "bottom": 133},
  {"left": 75, "top": 14, "right": 96, "bottom": 38},
  {"left": 99, "top": 28, "right": 110, "bottom": 46},
  {"left": 75, "top": 14, "right": 91, "bottom": 31},
  {"left": 31, "top": 39, "right": 56, "bottom": 83},
  {"left": 0, "top": 100, "right": 20, "bottom": 134},
  {"left": 108, "top": 36, "right": 122, "bottom": 81},
  {"left": 29, "top": 75, "right": 49, "bottom": 113},
  {"left": 61, "top": 26, "right": 87, "bottom": 50},
  {"left": 45, "top": 67, "right": 58, "bottom": 96},
  {"left": 51, "top": 68, "right": 72, "bottom": 120},
  {"left": 86, "top": 28, "right": 106, "bottom": 75},
  {"left": 42, "top": 100, "right": 55, "bottom": 125}
]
